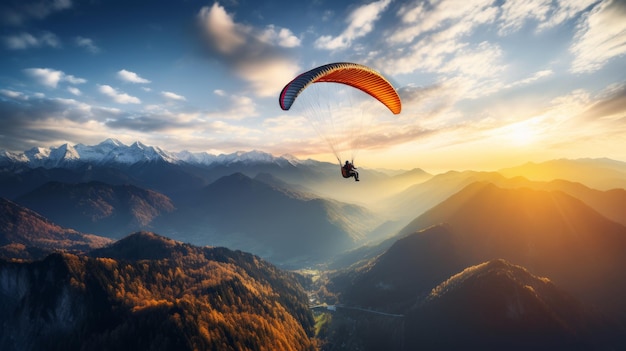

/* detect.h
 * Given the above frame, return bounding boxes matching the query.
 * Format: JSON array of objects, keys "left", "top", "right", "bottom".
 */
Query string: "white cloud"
[
  {"left": 498, "top": 0, "right": 598, "bottom": 34},
  {"left": 539, "top": 0, "right": 597, "bottom": 30},
  {"left": 23, "top": 68, "right": 86, "bottom": 88},
  {"left": 506, "top": 69, "right": 554, "bottom": 88},
  {"left": 67, "top": 86, "right": 82, "bottom": 96},
  {"left": 64, "top": 74, "right": 87, "bottom": 85},
  {"left": 390, "top": 0, "right": 496, "bottom": 44},
  {"left": 198, "top": 2, "right": 247, "bottom": 54},
  {"left": 3, "top": 31, "right": 60, "bottom": 49},
  {"left": 75, "top": 36, "right": 100, "bottom": 53},
  {"left": 0, "top": 89, "right": 27, "bottom": 100},
  {"left": 117, "top": 69, "right": 151, "bottom": 84},
  {"left": 161, "top": 91, "right": 186, "bottom": 101},
  {"left": 498, "top": 0, "right": 552, "bottom": 35},
  {"left": 259, "top": 25, "right": 301, "bottom": 48},
  {"left": 197, "top": 2, "right": 301, "bottom": 97},
  {"left": 570, "top": 0, "right": 626, "bottom": 73},
  {"left": 98, "top": 84, "right": 141, "bottom": 104},
  {"left": 439, "top": 41, "right": 505, "bottom": 78},
  {"left": 315, "top": 0, "right": 391, "bottom": 50}
]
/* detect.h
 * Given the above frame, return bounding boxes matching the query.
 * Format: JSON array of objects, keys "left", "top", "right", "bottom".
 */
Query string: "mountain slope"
[
  {"left": 381, "top": 170, "right": 508, "bottom": 221},
  {"left": 15, "top": 181, "right": 175, "bottom": 238},
  {"left": 494, "top": 177, "right": 626, "bottom": 227},
  {"left": 175, "top": 172, "right": 381, "bottom": 265},
  {"left": 405, "top": 259, "right": 623, "bottom": 350},
  {"left": 393, "top": 182, "right": 626, "bottom": 315},
  {"left": 0, "top": 198, "right": 112, "bottom": 260},
  {"left": 0, "top": 232, "right": 315, "bottom": 351}
]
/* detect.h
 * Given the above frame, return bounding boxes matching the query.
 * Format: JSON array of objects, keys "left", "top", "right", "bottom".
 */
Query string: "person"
[{"left": 342, "top": 160, "right": 359, "bottom": 181}]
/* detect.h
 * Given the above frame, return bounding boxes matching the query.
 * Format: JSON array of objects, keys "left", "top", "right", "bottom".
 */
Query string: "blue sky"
[{"left": 1, "top": 0, "right": 625, "bottom": 171}]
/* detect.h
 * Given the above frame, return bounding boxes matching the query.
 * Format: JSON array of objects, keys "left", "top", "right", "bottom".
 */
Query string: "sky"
[{"left": 0, "top": 0, "right": 625, "bottom": 172}]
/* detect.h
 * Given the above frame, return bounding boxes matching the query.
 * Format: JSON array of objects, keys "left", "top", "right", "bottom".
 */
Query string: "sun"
[
  {"left": 501, "top": 120, "right": 539, "bottom": 147},
  {"left": 510, "top": 123, "right": 536, "bottom": 146}
]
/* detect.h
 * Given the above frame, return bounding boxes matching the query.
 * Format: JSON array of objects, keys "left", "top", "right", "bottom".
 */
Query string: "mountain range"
[
  {"left": 2, "top": 139, "right": 626, "bottom": 350},
  {"left": 1, "top": 138, "right": 288, "bottom": 168},
  {"left": 339, "top": 183, "right": 626, "bottom": 314}
]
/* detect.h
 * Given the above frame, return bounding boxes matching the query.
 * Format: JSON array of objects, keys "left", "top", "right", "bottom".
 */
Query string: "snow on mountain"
[
  {"left": 3, "top": 140, "right": 304, "bottom": 168},
  {"left": 174, "top": 150, "right": 218, "bottom": 164},
  {"left": 280, "top": 154, "right": 303, "bottom": 166},
  {"left": 74, "top": 138, "right": 125, "bottom": 162},
  {"left": 213, "top": 150, "right": 278, "bottom": 165},
  {"left": 49, "top": 144, "right": 80, "bottom": 166},
  {"left": 0, "top": 150, "right": 28, "bottom": 163},
  {"left": 24, "top": 147, "right": 51, "bottom": 161}
]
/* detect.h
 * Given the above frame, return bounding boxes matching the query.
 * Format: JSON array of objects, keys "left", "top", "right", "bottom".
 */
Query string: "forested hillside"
[{"left": 0, "top": 232, "right": 316, "bottom": 351}]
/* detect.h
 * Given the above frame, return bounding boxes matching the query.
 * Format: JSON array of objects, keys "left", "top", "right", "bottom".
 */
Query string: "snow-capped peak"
[
  {"left": 4, "top": 140, "right": 302, "bottom": 168},
  {"left": 49, "top": 143, "right": 80, "bottom": 163},
  {"left": 24, "top": 147, "right": 51, "bottom": 160}
]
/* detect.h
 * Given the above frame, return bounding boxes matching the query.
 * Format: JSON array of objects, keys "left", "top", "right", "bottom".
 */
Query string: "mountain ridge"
[
  {"left": 404, "top": 259, "right": 623, "bottom": 350},
  {"left": 0, "top": 197, "right": 112, "bottom": 260},
  {"left": 15, "top": 181, "right": 176, "bottom": 238}
]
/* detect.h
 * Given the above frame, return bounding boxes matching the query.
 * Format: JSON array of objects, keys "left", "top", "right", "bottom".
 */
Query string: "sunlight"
[{"left": 502, "top": 120, "right": 539, "bottom": 146}]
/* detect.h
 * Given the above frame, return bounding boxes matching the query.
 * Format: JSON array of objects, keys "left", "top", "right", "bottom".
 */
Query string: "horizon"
[{"left": 1, "top": 0, "right": 625, "bottom": 171}]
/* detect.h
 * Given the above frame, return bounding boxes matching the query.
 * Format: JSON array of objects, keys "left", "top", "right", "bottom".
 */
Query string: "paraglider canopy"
[{"left": 279, "top": 62, "right": 401, "bottom": 114}]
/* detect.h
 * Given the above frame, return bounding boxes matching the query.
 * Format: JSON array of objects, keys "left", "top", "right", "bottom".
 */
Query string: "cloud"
[
  {"left": 75, "top": 36, "right": 100, "bottom": 53},
  {"left": 538, "top": 0, "right": 597, "bottom": 30},
  {"left": 496, "top": 0, "right": 600, "bottom": 35},
  {"left": 579, "top": 83, "right": 626, "bottom": 121},
  {"left": 570, "top": 0, "right": 626, "bottom": 73},
  {"left": 98, "top": 85, "right": 141, "bottom": 104},
  {"left": 23, "top": 68, "right": 87, "bottom": 88},
  {"left": 505, "top": 69, "right": 553, "bottom": 88},
  {"left": 197, "top": 2, "right": 301, "bottom": 97},
  {"left": 439, "top": 41, "right": 505, "bottom": 78},
  {"left": 498, "top": 0, "right": 552, "bottom": 35},
  {"left": 0, "top": 90, "right": 123, "bottom": 151},
  {"left": 209, "top": 89, "right": 258, "bottom": 120},
  {"left": 161, "top": 91, "right": 186, "bottom": 101},
  {"left": 390, "top": 0, "right": 497, "bottom": 45},
  {"left": 24, "top": 67, "right": 62, "bottom": 87},
  {"left": 1, "top": 0, "right": 72, "bottom": 26},
  {"left": 67, "top": 86, "right": 81, "bottom": 96},
  {"left": 315, "top": 0, "right": 391, "bottom": 50},
  {"left": 117, "top": 69, "right": 151, "bottom": 84},
  {"left": 105, "top": 112, "right": 181, "bottom": 132},
  {"left": 0, "top": 89, "right": 28, "bottom": 100},
  {"left": 3, "top": 31, "right": 60, "bottom": 49},
  {"left": 381, "top": 0, "right": 500, "bottom": 76},
  {"left": 259, "top": 25, "right": 301, "bottom": 48}
]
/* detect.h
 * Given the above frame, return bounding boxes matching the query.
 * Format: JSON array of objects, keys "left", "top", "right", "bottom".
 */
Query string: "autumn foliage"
[{"left": 0, "top": 232, "right": 316, "bottom": 351}]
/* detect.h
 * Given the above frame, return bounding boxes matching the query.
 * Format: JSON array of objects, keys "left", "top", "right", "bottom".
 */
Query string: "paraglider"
[
  {"left": 341, "top": 160, "right": 359, "bottom": 181},
  {"left": 279, "top": 62, "right": 401, "bottom": 181}
]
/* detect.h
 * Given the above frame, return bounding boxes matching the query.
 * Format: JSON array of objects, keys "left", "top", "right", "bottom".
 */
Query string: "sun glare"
[{"left": 503, "top": 121, "right": 539, "bottom": 146}]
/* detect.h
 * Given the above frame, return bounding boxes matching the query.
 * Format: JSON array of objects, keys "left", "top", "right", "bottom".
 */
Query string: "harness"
[{"left": 341, "top": 167, "right": 350, "bottom": 178}]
